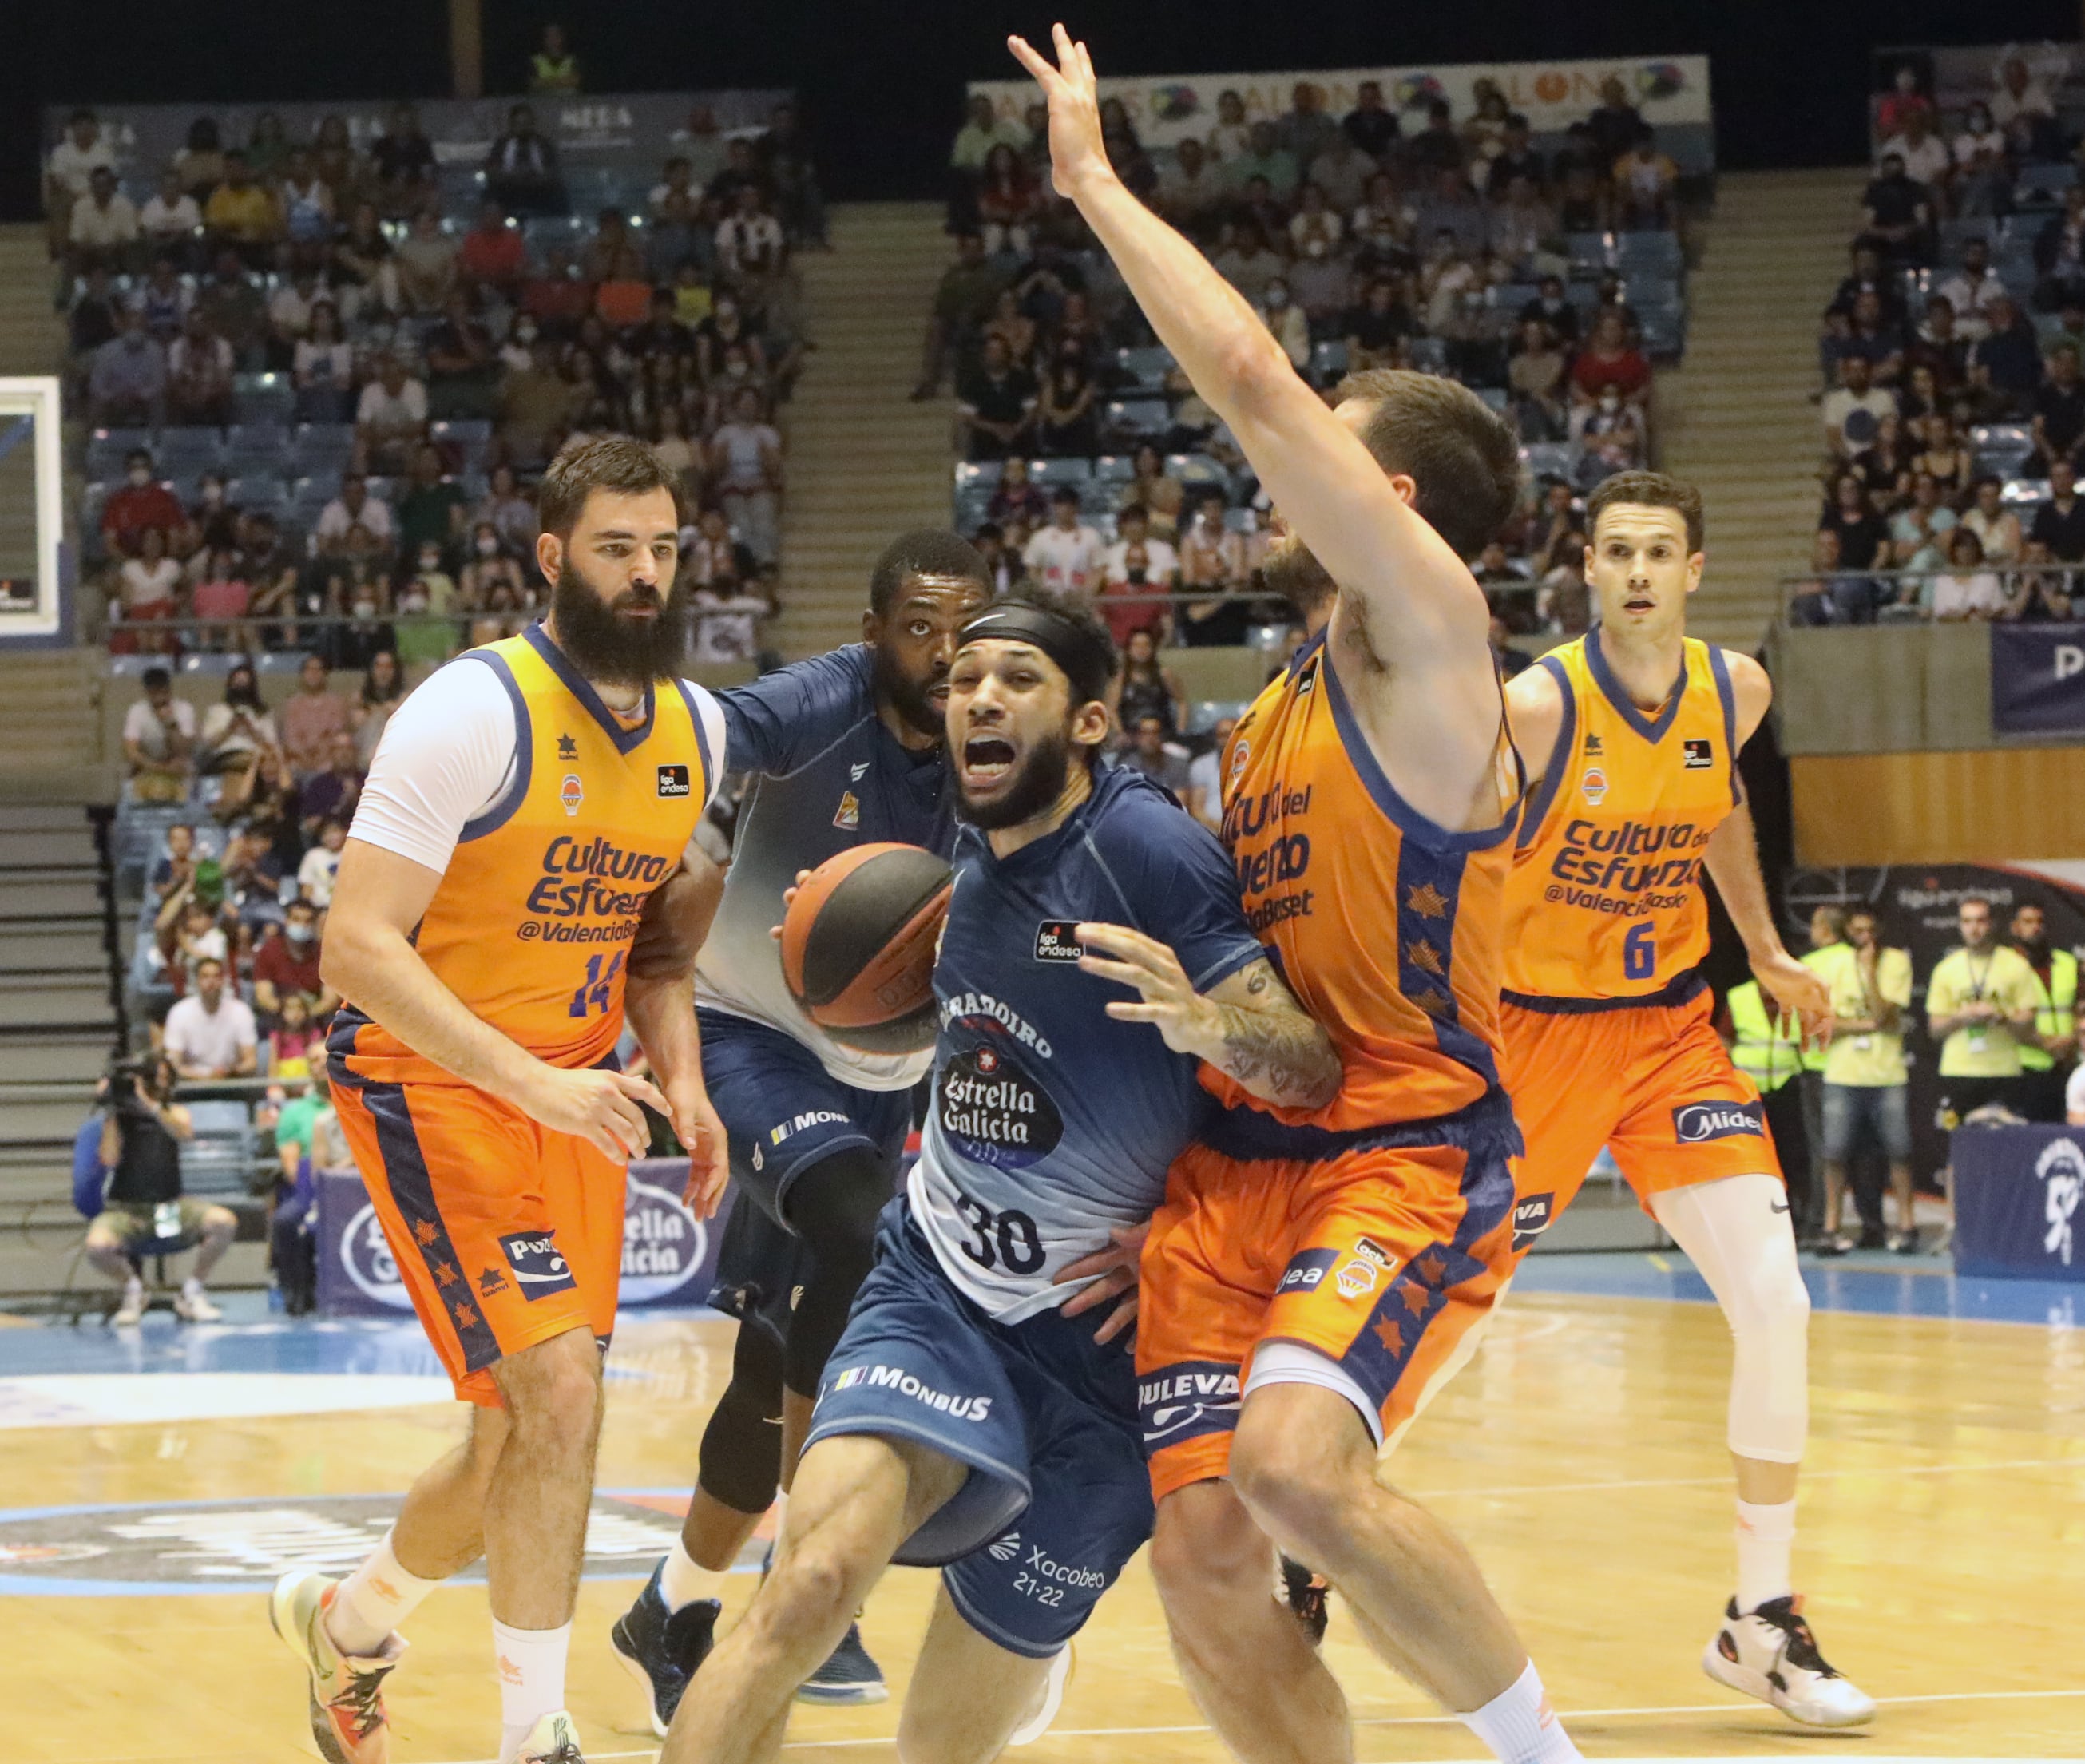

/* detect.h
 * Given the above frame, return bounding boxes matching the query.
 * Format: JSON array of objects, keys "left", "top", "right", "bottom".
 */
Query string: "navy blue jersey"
[
  {"left": 909, "top": 766, "right": 1266, "bottom": 1319},
  {"left": 699, "top": 645, "right": 955, "bottom": 1088}
]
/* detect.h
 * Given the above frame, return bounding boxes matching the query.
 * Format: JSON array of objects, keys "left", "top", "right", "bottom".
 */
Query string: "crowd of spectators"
[
  {"left": 55, "top": 74, "right": 820, "bottom": 671},
  {"left": 929, "top": 76, "right": 1690, "bottom": 657},
  {"left": 1797, "top": 49, "right": 2085, "bottom": 624}
]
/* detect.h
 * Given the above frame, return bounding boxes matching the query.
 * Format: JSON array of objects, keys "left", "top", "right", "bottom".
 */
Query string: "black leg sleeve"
[
  {"left": 779, "top": 1145, "right": 895, "bottom": 1398},
  {"left": 695, "top": 1303, "right": 788, "bottom": 1515}
]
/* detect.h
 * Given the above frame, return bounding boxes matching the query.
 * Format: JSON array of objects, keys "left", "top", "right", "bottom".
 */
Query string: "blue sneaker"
[
  {"left": 608, "top": 1561, "right": 720, "bottom": 1738},
  {"left": 796, "top": 1621, "right": 888, "bottom": 1706}
]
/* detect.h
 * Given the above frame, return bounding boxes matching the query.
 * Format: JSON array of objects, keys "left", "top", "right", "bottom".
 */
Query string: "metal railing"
[{"left": 1776, "top": 561, "right": 2083, "bottom": 624}]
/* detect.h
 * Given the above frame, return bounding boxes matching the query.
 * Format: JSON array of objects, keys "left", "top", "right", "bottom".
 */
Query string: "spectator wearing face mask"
[
  {"left": 198, "top": 664, "right": 280, "bottom": 788},
  {"left": 1258, "top": 278, "right": 1312, "bottom": 373},
  {"left": 253, "top": 898, "right": 339, "bottom": 1025},
  {"left": 392, "top": 545, "right": 456, "bottom": 667}
]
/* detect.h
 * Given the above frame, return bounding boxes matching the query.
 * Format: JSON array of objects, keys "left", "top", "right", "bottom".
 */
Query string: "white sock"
[
  {"left": 659, "top": 1538, "right": 730, "bottom": 1612},
  {"left": 494, "top": 1619, "right": 570, "bottom": 1762},
  {"left": 328, "top": 1529, "right": 442, "bottom": 1656},
  {"left": 1460, "top": 1659, "right": 1581, "bottom": 1764},
  {"left": 1734, "top": 1496, "right": 1797, "bottom": 1614},
  {"left": 181, "top": 1274, "right": 204, "bottom": 1297}
]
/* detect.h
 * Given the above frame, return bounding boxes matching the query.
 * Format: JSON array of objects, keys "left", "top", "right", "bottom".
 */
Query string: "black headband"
[{"left": 957, "top": 603, "right": 1115, "bottom": 707}]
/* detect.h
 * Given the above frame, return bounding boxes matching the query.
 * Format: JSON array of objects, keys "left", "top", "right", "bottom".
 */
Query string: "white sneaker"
[
  {"left": 513, "top": 1710, "right": 585, "bottom": 1762},
  {"left": 1007, "top": 1643, "right": 1073, "bottom": 1747},
  {"left": 174, "top": 1283, "right": 222, "bottom": 1322},
  {"left": 113, "top": 1278, "right": 145, "bottom": 1326},
  {"left": 1702, "top": 1594, "right": 1876, "bottom": 1727}
]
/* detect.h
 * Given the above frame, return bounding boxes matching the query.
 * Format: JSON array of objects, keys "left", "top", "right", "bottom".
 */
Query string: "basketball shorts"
[
  {"left": 1136, "top": 1092, "right": 1521, "bottom": 1504},
  {"left": 1500, "top": 982, "right": 1782, "bottom": 1255},
  {"left": 330, "top": 1072, "right": 626, "bottom": 1407},
  {"left": 806, "top": 1199, "right": 1153, "bottom": 1658},
  {"left": 699, "top": 1007, "right": 914, "bottom": 1346}
]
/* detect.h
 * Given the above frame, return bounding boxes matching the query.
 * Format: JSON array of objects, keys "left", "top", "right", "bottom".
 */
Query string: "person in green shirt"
[
  {"left": 395, "top": 442, "right": 469, "bottom": 560},
  {"left": 1818, "top": 910, "right": 1917, "bottom": 1254},
  {"left": 2008, "top": 899, "right": 2079, "bottom": 1123},
  {"left": 1926, "top": 894, "right": 2042, "bottom": 1122}
]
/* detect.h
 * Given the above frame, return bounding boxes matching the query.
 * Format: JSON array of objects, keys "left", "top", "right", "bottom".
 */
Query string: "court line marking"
[{"left": 402, "top": 1686, "right": 2085, "bottom": 1762}]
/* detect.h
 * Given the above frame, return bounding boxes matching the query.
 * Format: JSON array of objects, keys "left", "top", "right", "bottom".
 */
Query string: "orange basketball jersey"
[
  {"left": 1503, "top": 634, "right": 1740, "bottom": 1004},
  {"left": 1213, "top": 632, "right": 1522, "bottom": 1132},
  {"left": 331, "top": 627, "right": 713, "bottom": 1085}
]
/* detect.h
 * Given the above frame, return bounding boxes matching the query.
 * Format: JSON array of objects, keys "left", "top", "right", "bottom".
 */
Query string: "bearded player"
[
  {"left": 609, "top": 532, "right": 991, "bottom": 1729},
  {"left": 1500, "top": 470, "right": 1873, "bottom": 1726},
  {"left": 272, "top": 436, "right": 731, "bottom": 1764},
  {"left": 1014, "top": 29, "right": 1584, "bottom": 1764}
]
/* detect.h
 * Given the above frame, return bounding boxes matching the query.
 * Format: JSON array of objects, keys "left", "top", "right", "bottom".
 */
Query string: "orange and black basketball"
[{"left": 779, "top": 842, "right": 953, "bottom": 1053}]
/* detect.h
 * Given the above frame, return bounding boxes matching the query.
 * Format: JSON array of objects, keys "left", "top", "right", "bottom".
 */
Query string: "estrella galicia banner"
[
  {"left": 1990, "top": 624, "right": 2085, "bottom": 735},
  {"left": 1952, "top": 1124, "right": 2085, "bottom": 1283},
  {"left": 315, "top": 1161, "right": 727, "bottom": 1318}
]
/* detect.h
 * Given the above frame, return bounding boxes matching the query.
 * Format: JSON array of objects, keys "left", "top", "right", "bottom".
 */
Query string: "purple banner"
[
  {"left": 315, "top": 1160, "right": 731, "bottom": 1318},
  {"left": 1952, "top": 1123, "right": 2085, "bottom": 1282}
]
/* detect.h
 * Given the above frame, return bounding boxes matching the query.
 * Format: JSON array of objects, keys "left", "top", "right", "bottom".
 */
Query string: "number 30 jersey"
[
  {"left": 908, "top": 767, "right": 1265, "bottom": 1322},
  {"left": 330, "top": 624, "right": 723, "bottom": 1087},
  {"left": 1502, "top": 634, "right": 1741, "bottom": 1005}
]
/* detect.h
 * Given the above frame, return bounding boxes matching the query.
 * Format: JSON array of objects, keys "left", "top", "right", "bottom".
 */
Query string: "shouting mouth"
[{"left": 961, "top": 734, "right": 1017, "bottom": 790}]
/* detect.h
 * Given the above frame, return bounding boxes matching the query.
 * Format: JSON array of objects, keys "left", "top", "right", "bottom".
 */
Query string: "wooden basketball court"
[{"left": 6, "top": 1278, "right": 2083, "bottom": 1761}]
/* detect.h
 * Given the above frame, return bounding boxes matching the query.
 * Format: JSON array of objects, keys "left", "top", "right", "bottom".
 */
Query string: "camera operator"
[{"left": 82, "top": 1054, "right": 236, "bottom": 1326}]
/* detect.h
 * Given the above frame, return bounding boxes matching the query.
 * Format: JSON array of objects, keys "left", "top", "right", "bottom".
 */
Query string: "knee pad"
[
  {"left": 781, "top": 1148, "right": 893, "bottom": 1397},
  {"left": 697, "top": 1318, "right": 787, "bottom": 1514}
]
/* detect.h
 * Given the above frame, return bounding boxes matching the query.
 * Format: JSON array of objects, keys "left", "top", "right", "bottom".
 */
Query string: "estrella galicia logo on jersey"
[
  {"left": 499, "top": 1231, "right": 576, "bottom": 1300},
  {"left": 1033, "top": 920, "right": 1083, "bottom": 963},
  {"left": 937, "top": 1041, "right": 1063, "bottom": 1168},
  {"left": 1683, "top": 739, "right": 1714, "bottom": 770},
  {"left": 1672, "top": 1100, "right": 1765, "bottom": 1144},
  {"left": 656, "top": 763, "right": 691, "bottom": 799},
  {"left": 557, "top": 732, "right": 578, "bottom": 759},
  {"left": 1510, "top": 1191, "right": 1555, "bottom": 1251},
  {"left": 1139, "top": 1360, "right": 1243, "bottom": 1446},
  {"left": 1581, "top": 766, "right": 1608, "bottom": 806},
  {"left": 560, "top": 774, "right": 585, "bottom": 816}
]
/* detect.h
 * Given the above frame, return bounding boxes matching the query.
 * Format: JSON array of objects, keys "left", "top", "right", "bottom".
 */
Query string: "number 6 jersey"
[
  {"left": 330, "top": 624, "right": 727, "bottom": 1086},
  {"left": 908, "top": 766, "right": 1266, "bottom": 1321},
  {"left": 1502, "top": 633, "right": 1742, "bottom": 1007}
]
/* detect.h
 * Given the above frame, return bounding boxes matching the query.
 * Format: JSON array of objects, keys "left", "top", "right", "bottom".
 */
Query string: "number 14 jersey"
[{"left": 1502, "top": 634, "right": 1742, "bottom": 1006}]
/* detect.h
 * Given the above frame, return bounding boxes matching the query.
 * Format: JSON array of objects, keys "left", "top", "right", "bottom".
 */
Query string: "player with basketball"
[
  {"left": 658, "top": 590, "right": 1340, "bottom": 1764},
  {"left": 608, "top": 530, "right": 992, "bottom": 1728},
  {"left": 271, "top": 436, "right": 731, "bottom": 1764},
  {"left": 1013, "top": 27, "right": 1585, "bottom": 1764},
  {"left": 1499, "top": 470, "right": 1873, "bottom": 1726}
]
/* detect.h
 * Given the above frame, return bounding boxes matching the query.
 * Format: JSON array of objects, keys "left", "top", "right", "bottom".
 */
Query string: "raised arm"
[{"left": 1009, "top": 28, "right": 1489, "bottom": 665}]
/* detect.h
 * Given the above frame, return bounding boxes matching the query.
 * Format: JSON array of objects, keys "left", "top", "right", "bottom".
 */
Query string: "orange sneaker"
[{"left": 269, "top": 1571, "right": 405, "bottom": 1763}]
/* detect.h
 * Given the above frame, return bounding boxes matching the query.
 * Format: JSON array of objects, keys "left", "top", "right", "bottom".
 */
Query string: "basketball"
[{"left": 779, "top": 842, "right": 953, "bottom": 1052}]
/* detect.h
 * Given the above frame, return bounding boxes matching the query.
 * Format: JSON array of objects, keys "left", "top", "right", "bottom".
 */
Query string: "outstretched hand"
[
  {"left": 1008, "top": 24, "right": 1111, "bottom": 199},
  {"left": 1075, "top": 922, "right": 1219, "bottom": 1058}
]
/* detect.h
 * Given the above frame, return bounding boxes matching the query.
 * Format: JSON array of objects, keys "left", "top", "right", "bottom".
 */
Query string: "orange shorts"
[
  {"left": 330, "top": 1074, "right": 628, "bottom": 1405},
  {"left": 1135, "top": 1096, "right": 1520, "bottom": 1504},
  {"left": 1500, "top": 982, "right": 1780, "bottom": 1255}
]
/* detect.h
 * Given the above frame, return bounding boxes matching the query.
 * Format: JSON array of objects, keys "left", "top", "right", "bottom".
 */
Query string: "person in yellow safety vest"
[
  {"left": 2010, "top": 900, "right": 2079, "bottom": 1124},
  {"left": 1793, "top": 905, "right": 1849, "bottom": 1237},
  {"left": 529, "top": 22, "right": 582, "bottom": 94},
  {"left": 1725, "top": 973, "right": 1813, "bottom": 1229}
]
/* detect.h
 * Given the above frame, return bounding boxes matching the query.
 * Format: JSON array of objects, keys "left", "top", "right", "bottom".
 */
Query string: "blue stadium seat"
[
  {"left": 1636, "top": 303, "right": 1686, "bottom": 359},
  {"left": 1113, "top": 345, "right": 1173, "bottom": 390},
  {"left": 953, "top": 460, "right": 1003, "bottom": 492},
  {"left": 1565, "top": 232, "right": 1613, "bottom": 272},
  {"left": 430, "top": 418, "right": 494, "bottom": 446},
  {"left": 292, "top": 423, "right": 358, "bottom": 477},
  {"left": 2001, "top": 477, "right": 2052, "bottom": 510},
  {"left": 1623, "top": 274, "right": 1682, "bottom": 309},
  {"left": 2016, "top": 162, "right": 2076, "bottom": 207},
  {"left": 953, "top": 488, "right": 993, "bottom": 529},
  {"left": 1102, "top": 398, "right": 1169, "bottom": 439},
  {"left": 233, "top": 372, "right": 295, "bottom": 425},
  {"left": 179, "top": 653, "right": 238, "bottom": 678},
  {"left": 1474, "top": 386, "right": 1511, "bottom": 413},
  {"left": 1615, "top": 231, "right": 1683, "bottom": 277},
  {"left": 86, "top": 426, "right": 156, "bottom": 475},
  {"left": 1187, "top": 698, "right": 1253, "bottom": 736},
  {"left": 255, "top": 651, "right": 314, "bottom": 676},
  {"left": 1092, "top": 454, "right": 1139, "bottom": 483},
  {"left": 1310, "top": 339, "right": 1350, "bottom": 381},
  {"left": 1406, "top": 336, "right": 1450, "bottom": 372},
  {"left": 153, "top": 427, "right": 227, "bottom": 474},
  {"left": 225, "top": 420, "right": 290, "bottom": 456},
  {"left": 225, "top": 476, "right": 291, "bottom": 513},
  {"left": 1520, "top": 442, "right": 1579, "bottom": 483},
  {"left": 1025, "top": 458, "right": 1094, "bottom": 488},
  {"left": 1167, "top": 454, "right": 1231, "bottom": 494}
]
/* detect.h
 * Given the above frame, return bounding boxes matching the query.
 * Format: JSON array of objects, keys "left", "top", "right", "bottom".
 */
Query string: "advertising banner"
[
  {"left": 1991, "top": 623, "right": 2085, "bottom": 736},
  {"left": 969, "top": 54, "right": 1711, "bottom": 150},
  {"left": 315, "top": 1160, "right": 727, "bottom": 1319},
  {"left": 42, "top": 91, "right": 790, "bottom": 190},
  {"left": 1952, "top": 1123, "right": 2085, "bottom": 1282}
]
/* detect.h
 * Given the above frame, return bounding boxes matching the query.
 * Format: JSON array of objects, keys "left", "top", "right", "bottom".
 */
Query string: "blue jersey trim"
[
  {"left": 1584, "top": 626, "right": 1687, "bottom": 747},
  {"left": 522, "top": 620, "right": 656, "bottom": 755},
  {"left": 1706, "top": 644, "right": 1742, "bottom": 808},
  {"left": 1515, "top": 652, "right": 1575, "bottom": 852},
  {"left": 458, "top": 650, "right": 533, "bottom": 843},
  {"left": 1318, "top": 636, "right": 1514, "bottom": 854},
  {"left": 1393, "top": 833, "right": 1503, "bottom": 1092},
  {"left": 1500, "top": 968, "right": 1709, "bottom": 1015}
]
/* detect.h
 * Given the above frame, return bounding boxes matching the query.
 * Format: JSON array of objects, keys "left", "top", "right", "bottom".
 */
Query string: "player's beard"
[
  {"left": 1262, "top": 530, "right": 1338, "bottom": 626},
  {"left": 954, "top": 725, "right": 1076, "bottom": 830},
  {"left": 874, "top": 644, "right": 951, "bottom": 742},
  {"left": 550, "top": 561, "right": 693, "bottom": 688}
]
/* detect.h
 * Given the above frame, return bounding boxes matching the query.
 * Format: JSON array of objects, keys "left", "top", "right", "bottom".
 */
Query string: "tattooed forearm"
[{"left": 1199, "top": 959, "right": 1342, "bottom": 1109}]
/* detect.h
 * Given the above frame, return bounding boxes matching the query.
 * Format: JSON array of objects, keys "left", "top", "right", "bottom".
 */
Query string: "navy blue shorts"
[
  {"left": 700, "top": 1009, "right": 914, "bottom": 1345},
  {"left": 807, "top": 1201, "right": 1154, "bottom": 1657}
]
